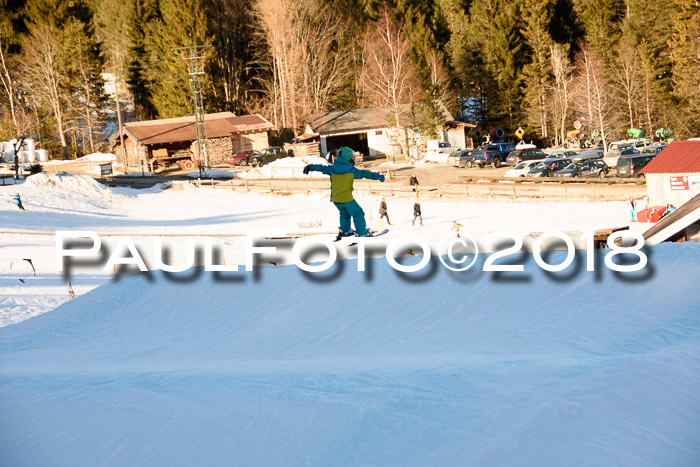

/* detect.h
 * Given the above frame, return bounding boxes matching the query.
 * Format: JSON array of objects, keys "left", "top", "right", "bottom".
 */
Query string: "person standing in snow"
[
  {"left": 452, "top": 220, "right": 463, "bottom": 238},
  {"left": 15, "top": 193, "right": 24, "bottom": 211},
  {"left": 412, "top": 201, "right": 423, "bottom": 226},
  {"left": 627, "top": 197, "right": 637, "bottom": 222},
  {"left": 379, "top": 198, "right": 391, "bottom": 225},
  {"left": 303, "top": 147, "right": 385, "bottom": 237}
]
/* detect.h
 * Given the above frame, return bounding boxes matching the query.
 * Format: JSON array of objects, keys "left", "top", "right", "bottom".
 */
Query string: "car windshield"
[
  {"left": 617, "top": 158, "right": 632, "bottom": 167},
  {"left": 533, "top": 162, "right": 547, "bottom": 169},
  {"left": 565, "top": 163, "right": 577, "bottom": 169},
  {"left": 514, "top": 162, "right": 527, "bottom": 169}
]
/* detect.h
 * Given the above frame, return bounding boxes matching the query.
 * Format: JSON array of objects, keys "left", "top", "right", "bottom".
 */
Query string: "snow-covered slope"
[{"left": 1, "top": 244, "right": 699, "bottom": 466}]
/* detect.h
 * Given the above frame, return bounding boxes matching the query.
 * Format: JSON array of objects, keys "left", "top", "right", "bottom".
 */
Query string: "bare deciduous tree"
[
  {"left": 21, "top": 25, "right": 69, "bottom": 157},
  {"left": 360, "top": 6, "right": 418, "bottom": 169},
  {"left": 254, "top": 0, "right": 349, "bottom": 134},
  {"left": 575, "top": 45, "right": 614, "bottom": 152},
  {"left": 0, "top": 30, "right": 20, "bottom": 135},
  {"left": 610, "top": 40, "right": 642, "bottom": 130},
  {"left": 550, "top": 43, "right": 572, "bottom": 146}
]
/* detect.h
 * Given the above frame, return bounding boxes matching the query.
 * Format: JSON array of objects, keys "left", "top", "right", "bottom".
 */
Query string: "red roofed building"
[{"left": 640, "top": 140, "right": 700, "bottom": 207}]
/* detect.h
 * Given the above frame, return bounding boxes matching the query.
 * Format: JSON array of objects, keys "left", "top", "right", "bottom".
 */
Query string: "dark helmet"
[{"left": 337, "top": 147, "right": 356, "bottom": 165}]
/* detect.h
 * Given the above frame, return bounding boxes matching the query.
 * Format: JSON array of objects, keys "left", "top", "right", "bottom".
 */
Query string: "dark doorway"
[{"left": 326, "top": 132, "right": 369, "bottom": 157}]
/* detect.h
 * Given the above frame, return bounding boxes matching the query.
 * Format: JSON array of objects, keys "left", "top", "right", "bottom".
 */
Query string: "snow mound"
[
  {"left": 22, "top": 172, "right": 121, "bottom": 201},
  {"left": 44, "top": 152, "right": 117, "bottom": 164},
  {"left": 240, "top": 156, "right": 329, "bottom": 179},
  {"left": 420, "top": 152, "right": 450, "bottom": 164},
  {"left": 1, "top": 244, "right": 699, "bottom": 465}
]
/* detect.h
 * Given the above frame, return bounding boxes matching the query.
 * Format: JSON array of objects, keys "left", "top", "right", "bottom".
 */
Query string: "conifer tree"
[
  {"left": 520, "top": 0, "right": 554, "bottom": 143},
  {"left": 149, "top": 0, "right": 214, "bottom": 118},
  {"left": 126, "top": 0, "right": 158, "bottom": 120}
]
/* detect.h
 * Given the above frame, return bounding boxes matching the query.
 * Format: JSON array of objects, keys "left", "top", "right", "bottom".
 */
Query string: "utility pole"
[{"left": 173, "top": 44, "right": 211, "bottom": 176}]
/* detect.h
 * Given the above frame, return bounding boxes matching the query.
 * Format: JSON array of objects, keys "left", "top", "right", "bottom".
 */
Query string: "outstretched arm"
[
  {"left": 304, "top": 164, "right": 332, "bottom": 175},
  {"left": 352, "top": 167, "right": 385, "bottom": 182}
]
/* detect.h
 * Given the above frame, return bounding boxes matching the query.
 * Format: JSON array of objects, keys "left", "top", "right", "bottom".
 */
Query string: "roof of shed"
[
  {"left": 125, "top": 112, "right": 273, "bottom": 145},
  {"left": 640, "top": 140, "right": 700, "bottom": 174},
  {"left": 307, "top": 108, "right": 414, "bottom": 135}
]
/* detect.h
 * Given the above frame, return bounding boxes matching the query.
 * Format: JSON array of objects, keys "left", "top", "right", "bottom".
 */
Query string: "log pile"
[
  {"left": 189, "top": 137, "right": 233, "bottom": 165},
  {"left": 284, "top": 142, "right": 321, "bottom": 159}
]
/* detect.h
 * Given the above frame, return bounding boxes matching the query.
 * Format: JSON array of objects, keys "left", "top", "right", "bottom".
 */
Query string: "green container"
[{"left": 627, "top": 128, "right": 646, "bottom": 138}]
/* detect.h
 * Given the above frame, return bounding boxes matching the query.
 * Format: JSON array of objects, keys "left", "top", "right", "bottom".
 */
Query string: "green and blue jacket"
[{"left": 307, "top": 158, "right": 383, "bottom": 204}]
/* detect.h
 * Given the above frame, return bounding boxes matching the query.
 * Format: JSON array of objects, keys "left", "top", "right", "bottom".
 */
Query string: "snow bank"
[
  {"left": 22, "top": 172, "right": 122, "bottom": 201},
  {"left": 420, "top": 152, "right": 450, "bottom": 164},
  {"left": 44, "top": 152, "right": 117, "bottom": 164},
  {"left": 1, "top": 244, "right": 699, "bottom": 465},
  {"left": 239, "top": 156, "right": 329, "bottom": 179}
]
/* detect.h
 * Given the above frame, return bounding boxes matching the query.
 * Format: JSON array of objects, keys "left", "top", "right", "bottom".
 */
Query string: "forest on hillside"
[{"left": 1, "top": 0, "right": 699, "bottom": 158}]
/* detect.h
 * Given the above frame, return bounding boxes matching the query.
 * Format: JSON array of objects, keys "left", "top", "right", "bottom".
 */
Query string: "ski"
[{"left": 345, "top": 228, "right": 389, "bottom": 246}]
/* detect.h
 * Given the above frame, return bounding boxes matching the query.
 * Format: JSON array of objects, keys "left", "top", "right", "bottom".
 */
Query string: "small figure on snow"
[
  {"left": 409, "top": 175, "right": 419, "bottom": 192},
  {"left": 379, "top": 197, "right": 391, "bottom": 225},
  {"left": 412, "top": 201, "right": 423, "bottom": 226},
  {"left": 452, "top": 220, "right": 463, "bottom": 238},
  {"left": 15, "top": 193, "right": 24, "bottom": 211},
  {"left": 303, "top": 147, "right": 385, "bottom": 237},
  {"left": 627, "top": 196, "right": 637, "bottom": 222},
  {"left": 662, "top": 203, "right": 676, "bottom": 218}
]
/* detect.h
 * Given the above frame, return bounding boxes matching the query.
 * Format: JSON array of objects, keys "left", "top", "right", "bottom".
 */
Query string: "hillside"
[{"left": 1, "top": 245, "right": 699, "bottom": 466}]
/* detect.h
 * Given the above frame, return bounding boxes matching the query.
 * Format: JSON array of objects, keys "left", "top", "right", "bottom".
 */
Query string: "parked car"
[
  {"left": 526, "top": 158, "right": 571, "bottom": 177},
  {"left": 640, "top": 145, "right": 666, "bottom": 155},
  {"left": 448, "top": 149, "right": 467, "bottom": 167},
  {"left": 470, "top": 142, "right": 516, "bottom": 168},
  {"left": 553, "top": 160, "right": 609, "bottom": 178},
  {"left": 504, "top": 159, "right": 545, "bottom": 177},
  {"left": 571, "top": 149, "right": 604, "bottom": 162},
  {"left": 458, "top": 147, "right": 486, "bottom": 167},
  {"left": 226, "top": 149, "right": 259, "bottom": 166},
  {"left": 505, "top": 148, "right": 547, "bottom": 166},
  {"left": 616, "top": 153, "right": 657, "bottom": 178},
  {"left": 448, "top": 149, "right": 469, "bottom": 167},
  {"left": 438, "top": 142, "right": 461, "bottom": 154},
  {"left": 545, "top": 149, "right": 577, "bottom": 159},
  {"left": 608, "top": 141, "right": 635, "bottom": 152},
  {"left": 249, "top": 146, "right": 288, "bottom": 167},
  {"left": 619, "top": 148, "right": 640, "bottom": 156}
]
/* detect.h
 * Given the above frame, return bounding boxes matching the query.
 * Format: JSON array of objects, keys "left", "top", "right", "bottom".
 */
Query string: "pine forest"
[{"left": 1, "top": 0, "right": 699, "bottom": 157}]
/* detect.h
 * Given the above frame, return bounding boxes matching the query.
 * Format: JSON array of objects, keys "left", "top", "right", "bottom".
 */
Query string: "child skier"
[
  {"left": 452, "top": 220, "right": 463, "bottom": 238},
  {"left": 15, "top": 193, "right": 24, "bottom": 211},
  {"left": 303, "top": 147, "right": 385, "bottom": 237}
]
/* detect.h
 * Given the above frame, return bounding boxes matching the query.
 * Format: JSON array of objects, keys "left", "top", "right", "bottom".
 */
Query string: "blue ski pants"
[{"left": 334, "top": 200, "right": 369, "bottom": 236}]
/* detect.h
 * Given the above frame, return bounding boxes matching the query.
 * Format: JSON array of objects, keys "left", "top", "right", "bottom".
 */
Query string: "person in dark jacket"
[
  {"left": 15, "top": 193, "right": 24, "bottom": 211},
  {"left": 379, "top": 197, "right": 391, "bottom": 225},
  {"left": 409, "top": 175, "right": 419, "bottom": 192},
  {"left": 412, "top": 201, "right": 423, "bottom": 226},
  {"left": 304, "top": 147, "right": 385, "bottom": 237}
]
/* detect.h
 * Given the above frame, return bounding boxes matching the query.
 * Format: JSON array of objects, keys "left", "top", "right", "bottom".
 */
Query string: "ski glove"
[
  {"left": 379, "top": 175, "right": 385, "bottom": 182},
  {"left": 303, "top": 165, "right": 311, "bottom": 175}
]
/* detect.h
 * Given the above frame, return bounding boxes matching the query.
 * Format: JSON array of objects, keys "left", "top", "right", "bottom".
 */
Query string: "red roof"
[
  {"left": 640, "top": 140, "right": 700, "bottom": 174},
  {"left": 125, "top": 112, "right": 273, "bottom": 145}
]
